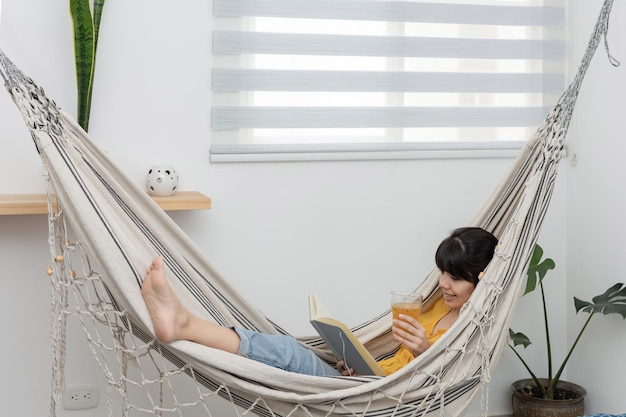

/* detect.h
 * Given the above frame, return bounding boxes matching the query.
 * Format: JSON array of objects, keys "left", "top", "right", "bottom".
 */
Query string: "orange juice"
[{"left": 392, "top": 302, "right": 422, "bottom": 321}]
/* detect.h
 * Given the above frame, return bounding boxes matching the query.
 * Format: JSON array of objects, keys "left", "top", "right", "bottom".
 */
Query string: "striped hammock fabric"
[{"left": 0, "top": 1, "right": 618, "bottom": 416}]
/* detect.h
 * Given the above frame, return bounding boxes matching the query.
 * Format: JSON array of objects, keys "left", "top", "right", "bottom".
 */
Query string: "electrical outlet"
[{"left": 62, "top": 384, "right": 100, "bottom": 410}]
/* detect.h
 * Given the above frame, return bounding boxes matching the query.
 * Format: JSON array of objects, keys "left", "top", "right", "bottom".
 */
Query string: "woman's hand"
[
  {"left": 392, "top": 314, "right": 430, "bottom": 357},
  {"left": 336, "top": 360, "right": 356, "bottom": 376}
]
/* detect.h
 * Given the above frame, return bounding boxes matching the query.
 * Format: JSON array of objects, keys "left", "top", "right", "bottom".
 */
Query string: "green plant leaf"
[
  {"left": 509, "top": 329, "right": 532, "bottom": 348},
  {"left": 91, "top": 0, "right": 106, "bottom": 108},
  {"left": 69, "top": 0, "right": 94, "bottom": 132},
  {"left": 524, "top": 244, "right": 556, "bottom": 295},
  {"left": 574, "top": 282, "right": 626, "bottom": 318},
  {"left": 549, "top": 282, "right": 626, "bottom": 395},
  {"left": 93, "top": 0, "right": 106, "bottom": 52}
]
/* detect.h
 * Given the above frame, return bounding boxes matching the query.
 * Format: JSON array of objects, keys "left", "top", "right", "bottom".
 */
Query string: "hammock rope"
[{"left": 0, "top": 1, "right": 619, "bottom": 416}]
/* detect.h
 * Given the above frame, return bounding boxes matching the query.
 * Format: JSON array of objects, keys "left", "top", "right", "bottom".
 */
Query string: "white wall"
[
  {"left": 0, "top": 0, "right": 621, "bottom": 416},
  {"left": 566, "top": 0, "right": 626, "bottom": 414}
]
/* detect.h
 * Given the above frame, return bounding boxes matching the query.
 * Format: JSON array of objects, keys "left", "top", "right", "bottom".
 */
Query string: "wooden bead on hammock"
[
  {"left": 46, "top": 267, "right": 53, "bottom": 276},
  {"left": 55, "top": 255, "right": 64, "bottom": 262}
]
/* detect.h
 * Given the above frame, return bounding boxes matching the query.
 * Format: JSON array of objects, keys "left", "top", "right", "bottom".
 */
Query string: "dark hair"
[{"left": 435, "top": 227, "right": 498, "bottom": 286}]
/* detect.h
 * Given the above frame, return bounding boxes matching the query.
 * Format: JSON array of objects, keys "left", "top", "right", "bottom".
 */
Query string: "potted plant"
[
  {"left": 509, "top": 244, "right": 626, "bottom": 417},
  {"left": 69, "top": 0, "right": 106, "bottom": 132}
]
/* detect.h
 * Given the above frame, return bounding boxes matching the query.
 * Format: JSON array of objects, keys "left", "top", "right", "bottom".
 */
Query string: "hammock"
[{"left": 0, "top": 1, "right": 618, "bottom": 416}]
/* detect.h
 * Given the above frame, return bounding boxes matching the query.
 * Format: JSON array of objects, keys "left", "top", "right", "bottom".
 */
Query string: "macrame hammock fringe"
[{"left": 0, "top": 1, "right": 619, "bottom": 416}]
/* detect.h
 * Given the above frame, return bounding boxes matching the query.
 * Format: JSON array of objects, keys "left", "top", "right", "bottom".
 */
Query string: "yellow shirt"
[{"left": 377, "top": 297, "right": 451, "bottom": 376}]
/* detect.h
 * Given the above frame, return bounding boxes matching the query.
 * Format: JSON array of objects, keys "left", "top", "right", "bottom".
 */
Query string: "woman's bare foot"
[
  {"left": 141, "top": 257, "right": 241, "bottom": 353},
  {"left": 141, "top": 256, "right": 189, "bottom": 343}
]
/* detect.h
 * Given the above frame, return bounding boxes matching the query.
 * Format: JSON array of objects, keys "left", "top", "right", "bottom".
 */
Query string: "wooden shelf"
[
  {"left": 150, "top": 191, "right": 212, "bottom": 212},
  {"left": 0, "top": 191, "right": 211, "bottom": 215}
]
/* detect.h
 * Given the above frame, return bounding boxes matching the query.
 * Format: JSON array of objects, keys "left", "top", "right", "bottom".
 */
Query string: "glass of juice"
[{"left": 391, "top": 291, "right": 423, "bottom": 321}]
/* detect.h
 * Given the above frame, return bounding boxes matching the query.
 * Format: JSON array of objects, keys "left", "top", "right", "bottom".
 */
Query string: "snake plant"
[{"left": 69, "top": 0, "right": 105, "bottom": 132}]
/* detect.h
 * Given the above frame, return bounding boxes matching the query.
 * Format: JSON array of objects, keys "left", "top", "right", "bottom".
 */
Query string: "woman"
[
  {"left": 372, "top": 226, "right": 497, "bottom": 375},
  {"left": 141, "top": 227, "right": 497, "bottom": 377}
]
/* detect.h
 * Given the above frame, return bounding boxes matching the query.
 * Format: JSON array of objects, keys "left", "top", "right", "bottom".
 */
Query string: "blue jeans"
[{"left": 234, "top": 328, "right": 341, "bottom": 377}]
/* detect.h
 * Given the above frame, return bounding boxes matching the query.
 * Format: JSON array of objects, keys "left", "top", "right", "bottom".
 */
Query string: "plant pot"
[{"left": 511, "top": 378, "right": 586, "bottom": 417}]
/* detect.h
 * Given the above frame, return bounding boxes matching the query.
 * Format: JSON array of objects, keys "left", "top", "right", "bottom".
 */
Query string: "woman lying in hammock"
[{"left": 141, "top": 227, "right": 497, "bottom": 377}]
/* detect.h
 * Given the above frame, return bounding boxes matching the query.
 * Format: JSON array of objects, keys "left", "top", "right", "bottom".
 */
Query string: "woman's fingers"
[{"left": 392, "top": 316, "right": 429, "bottom": 356}]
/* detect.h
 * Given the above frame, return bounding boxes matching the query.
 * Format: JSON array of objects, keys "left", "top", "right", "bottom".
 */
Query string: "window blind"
[{"left": 211, "top": 0, "right": 565, "bottom": 161}]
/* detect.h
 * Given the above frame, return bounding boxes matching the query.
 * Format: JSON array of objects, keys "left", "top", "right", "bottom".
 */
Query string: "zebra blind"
[{"left": 211, "top": 0, "right": 565, "bottom": 161}]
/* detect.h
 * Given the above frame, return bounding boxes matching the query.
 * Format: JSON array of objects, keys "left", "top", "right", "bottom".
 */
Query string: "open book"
[{"left": 309, "top": 294, "right": 385, "bottom": 376}]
